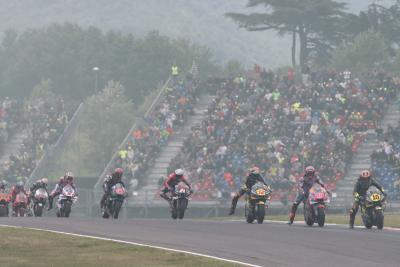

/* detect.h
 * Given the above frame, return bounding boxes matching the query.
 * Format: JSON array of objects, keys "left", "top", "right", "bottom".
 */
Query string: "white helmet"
[
  {"left": 174, "top": 169, "right": 184, "bottom": 176},
  {"left": 41, "top": 178, "right": 48, "bottom": 185}
]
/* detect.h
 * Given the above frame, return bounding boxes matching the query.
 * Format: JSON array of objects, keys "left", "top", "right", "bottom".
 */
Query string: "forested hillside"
[{"left": 0, "top": 0, "right": 384, "bottom": 68}]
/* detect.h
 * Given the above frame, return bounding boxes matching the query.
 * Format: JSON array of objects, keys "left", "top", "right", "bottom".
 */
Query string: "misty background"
[{"left": 0, "top": 0, "right": 389, "bottom": 68}]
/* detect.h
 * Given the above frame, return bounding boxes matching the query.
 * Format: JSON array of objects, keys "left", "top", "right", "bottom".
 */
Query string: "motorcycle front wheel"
[
  {"left": 112, "top": 200, "right": 123, "bottom": 219},
  {"left": 317, "top": 207, "right": 325, "bottom": 227},
  {"left": 34, "top": 203, "right": 43, "bottom": 217},
  {"left": 256, "top": 203, "right": 265, "bottom": 224},
  {"left": 375, "top": 209, "right": 384, "bottom": 230},
  {"left": 177, "top": 199, "right": 187, "bottom": 220}
]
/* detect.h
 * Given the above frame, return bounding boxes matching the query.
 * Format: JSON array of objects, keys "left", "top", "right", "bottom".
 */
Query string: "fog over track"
[{"left": 1, "top": 217, "right": 399, "bottom": 267}]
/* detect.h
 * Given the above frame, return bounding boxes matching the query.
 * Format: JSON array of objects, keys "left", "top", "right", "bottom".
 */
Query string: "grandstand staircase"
[
  {"left": 0, "top": 129, "right": 28, "bottom": 166},
  {"left": 135, "top": 93, "right": 214, "bottom": 204},
  {"left": 333, "top": 98, "right": 400, "bottom": 208}
]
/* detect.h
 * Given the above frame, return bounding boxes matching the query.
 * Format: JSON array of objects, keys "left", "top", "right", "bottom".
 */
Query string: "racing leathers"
[
  {"left": 349, "top": 177, "right": 385, "bottom": 228},
  {"left": 288, "top": 174, "right": 326, "bottom": 224},
  {"left": 160, "top": 172, "right": 191, "bottom": 206},
  {"left": 10, "top": 186, "right": 30, "bottom": 210},
  {"left": 29, "top": 181, "right": 50, "bottom": 203},
  {"left": 229, "top": 173, "right": 269, "bottom": 215},
  {"left": 100, "top": 174, "right": 126, "bottom": 210},
  {"left": 48, "top": 178, "right": 77, "bottom": 210}
]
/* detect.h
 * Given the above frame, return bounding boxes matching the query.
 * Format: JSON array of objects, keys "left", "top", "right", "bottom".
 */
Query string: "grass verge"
[{"left": 0, "top": 227, "right": 240, "bottom": 267}]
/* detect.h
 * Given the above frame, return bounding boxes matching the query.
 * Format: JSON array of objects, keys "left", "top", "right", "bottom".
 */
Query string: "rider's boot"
[
  {"left": 287, "top": 204, "right": 297, "bottom": 225},
  {"left": 229, "top": 194, "right": 240, "bottom": 215},
  {"left": 349, "top": 210, "right": 355, "bottom": 229}
]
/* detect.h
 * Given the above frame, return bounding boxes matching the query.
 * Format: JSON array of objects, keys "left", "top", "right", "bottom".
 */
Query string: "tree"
[
  {"left": 343, "top": 1, "right": 400, "bottom": 55},
  {"left": 331, "top": 30, "right": 389, "bottom": 73},
  {"left": 81, "top": 81, "right": 135, "bottom": 172},
  {"left": 226, "top": 0, "right": 348, "bottom": 70},
  {"left": 0, "top": 23, "right": 216, "bottom": 102}
]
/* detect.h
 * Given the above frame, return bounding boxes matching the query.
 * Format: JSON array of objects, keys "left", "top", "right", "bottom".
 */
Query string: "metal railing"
[
  {"left": 27, "top": 103, "right": 85, "bottom": 186},
  {"left": 94, "top": 77, "right": 172, "bottom": 189}
]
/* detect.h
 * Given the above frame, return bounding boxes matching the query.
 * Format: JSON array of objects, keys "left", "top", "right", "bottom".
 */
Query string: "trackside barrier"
[{"left": 26, "top": 103, "right": 84, "bottom": 186}]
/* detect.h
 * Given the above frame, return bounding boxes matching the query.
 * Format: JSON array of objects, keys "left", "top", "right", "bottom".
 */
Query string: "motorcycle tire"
[
  {"left": 177, "top": 199, "right": 187, "bottom": 220},
  {"left": 0, "top": 206, "right": 7, "bottom": 217},
  {"left": 375, "top": 209, "right": 384, "bottom": 230},
  {"left": 317, "top": 207, "right": 325, "bottom": 227},
  {"left": 63, "top": 201, "right": 72, "bottom": 218},
  {"left": 304, "top": 205, "right": 314, "bottom": 226},
  {"left": 171, "top": 200, "right": 178, "bottom": 219},
  {"left": 113, "top": 200, "right": 123, "bottom": 219},
  {"left": 256, "top": 203, "right": 265, "bottom": 224},
  {"left": 34, "top": 203, "right": 43, "bottom": 217}
]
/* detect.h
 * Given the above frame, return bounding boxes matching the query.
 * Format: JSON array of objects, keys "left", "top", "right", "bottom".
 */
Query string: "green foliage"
[
  {"left": 29, "top": 79, "right": 57, "bottom": 105},
  {"left": 82, "top": 81, "right": 135, "bottom": 172},
  {"left": 0, "top": 23, "right": 216, "bottom": 103},
  {"left": 331, "top": 30, "right": 389, "bottom": 73},
  {"left": 226, "top": 0, "right": 348, "bottom": 68},
  {"left": 225, "top": 60, "right": 244, "bottom": 77}
]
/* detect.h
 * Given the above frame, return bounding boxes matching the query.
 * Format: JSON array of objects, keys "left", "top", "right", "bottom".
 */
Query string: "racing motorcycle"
[
  {"left": 303, "top": 184, "right": 330, "bottom": 227},
  {"left": 171, "top": 183, "right": 191, "bottom": 220},
  {"left": 13, "top": 192, "right": 29, "bottom": 217},
  {"left": 245, "top": 182, "right": 272, "bottom": 224},
  {"left": 31, "top": 188, "right": 48, "bottom": 217},
  {"left": 103, "top": 183, "right": 126, "bottom": 219},
  {"left": 360, "top": 190, "right": 385, "bottom": 229},
  {"left": 57, "top": 184, "right": 77, "bottom": 218},
  {"left": 0, "top": 191, "right": 10, "bottom": 217}
]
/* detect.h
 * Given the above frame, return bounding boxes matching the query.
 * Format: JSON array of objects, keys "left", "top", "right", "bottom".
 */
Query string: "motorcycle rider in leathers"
[
  {"left": 349, "top": 169, "right": 386, "bottom": 229},
  {"left": 100, "top": 168, "right": 125, "bottom": 217},
  {"left": 48, "top": 172, "right": 77, "bottom": 210},
  {"left": 229, "top": 167, "right": 269, "bottom": 215},
  {"left": 288, "top": 166, "right": 329, "bottom": 225},
  {"left": 160, "top": 169, "right": 192, "bottom": 209}
]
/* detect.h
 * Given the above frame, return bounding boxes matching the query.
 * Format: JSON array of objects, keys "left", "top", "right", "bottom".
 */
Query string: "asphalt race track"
[{"left": 1, "top": 217, "right": 399, "bottom": 267}]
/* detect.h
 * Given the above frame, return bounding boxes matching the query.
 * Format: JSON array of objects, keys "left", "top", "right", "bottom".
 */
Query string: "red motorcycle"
[
  {"left": 13, "top": 192, "right": 29, "bottom": 217},
  {"left": 303, "top": 184, "right": 330, "bottom": 227}
]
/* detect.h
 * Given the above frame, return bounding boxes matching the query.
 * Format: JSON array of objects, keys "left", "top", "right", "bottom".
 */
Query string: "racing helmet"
[
  {"left": 65, "top": 172, "right": 74, "bottom": 183},
  {"left": 113, "top": 168, "right": 124, "bottom": 181},
  {"left": 249, "top": 166, "right": 260, "bottom": 175},
  {"left": 305, "top": 166, "right": 315, "bottom": 176},
  {"left": 360, "top": 170, "right": 371, "bottom": 180},
  {"left": 41, "top": 177, "right": 49, "bottom": 185},
  {"left": 174, "top": 169, "right": 184, "bottom": 177}
]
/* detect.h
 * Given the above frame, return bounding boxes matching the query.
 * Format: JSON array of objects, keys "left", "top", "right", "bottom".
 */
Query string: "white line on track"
[{"left": 0, "top": 224, "right": 262, "bottom": 267}]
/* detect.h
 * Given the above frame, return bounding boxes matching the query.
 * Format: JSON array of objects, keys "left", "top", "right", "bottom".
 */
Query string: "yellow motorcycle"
[
  {"left": 360, "top": 190, "right": 386, "bottom": 230},
  {"left": 245, "top": 182, "right": 272, "bottom": 224}
]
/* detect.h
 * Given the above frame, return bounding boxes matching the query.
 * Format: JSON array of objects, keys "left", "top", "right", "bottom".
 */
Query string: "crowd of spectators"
[
  {"left": 169, "top": 67, "right": 399, "bottom": 202},
  {"left": 371, "top": 124, "right": 400, "bottom": 200},
  {"left": 1, "top": 97, "right": 70, "bottom": 183},
  {"left": 112, "top": 76, "right": 198, "bottom": 189}
]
